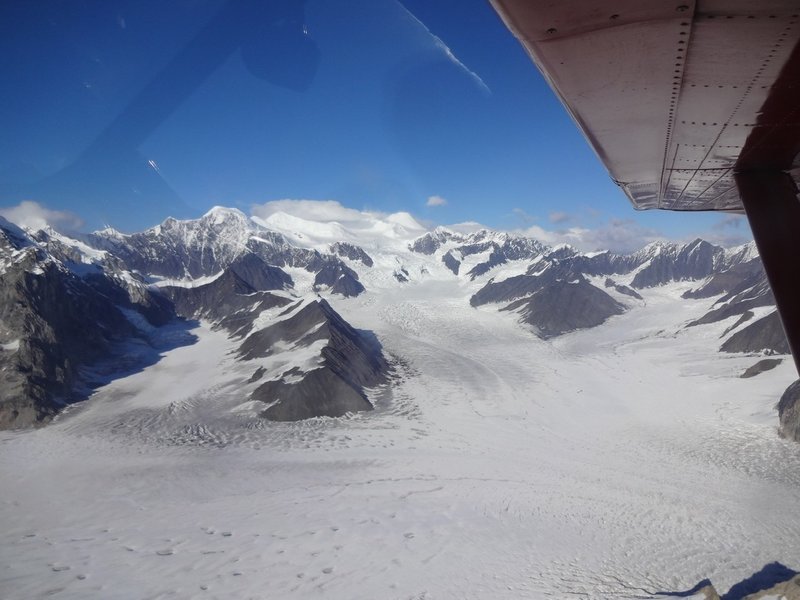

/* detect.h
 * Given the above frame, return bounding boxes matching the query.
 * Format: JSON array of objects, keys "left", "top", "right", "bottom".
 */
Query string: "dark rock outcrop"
[
  {"left": 675, "top": 563, "right": 800, "bottom": 600},
  {"left": 313, "top": 263, "right": 365, "bottom": 297},
  {"left": 163, "top": 269, "right": 291, "bottom": 337},
  {"left": 720, "top": 311, "right": 789, "bottom": 355},
  {"left": 228, "top": 253, "right": 293, "bottom": 291},
  {"left": 470, "top": 272, "right": 540, "bottom": 307},
  {"left": 682, "top": 258, "right": 765, "bottom": 299},
  {"left": 631, "top": 239, "right": 723, "bottom": 288},
  {"left": 0, "top": 261, "right": 128, "bottom": 427},
  {"left": 466, "top": 248, "right": 506, "bottom": 280},
  {"left": 442, "top": 251, "right": 460, "bottom": 275},
  {"left": 721, "top": 311, "right": 754, "bottom": 337},
  {"left": 0, "top": 226, "right": 175, "bottom": 429},
  {"left": 501, "top": 278, "right": 625, "bottom": 339},
  {"left": 330, "top": 242, "right": 373, "bottom": 267},
  {"left": 409, "top": 229, "right": 545, "bottom": 279},
  {"left": 408, "top": 229, "right": 460, "bottom": 255},
  {"left": 778, "top": 380, "right": 800, "bottom": 443},
  {"left": 470, "top": 257, "right": 582, "bottom": 308},
  {"left": 741, "top": 358, "right": 782, "bottom": 378},
  {"left": 257, "top": 368, "right": 374, "bottom": 421},
  {"left": 604, "top": 278, "right": 643, "bottom": 300},
  {"left": 241, "top": 300, "right": 388, "bottom": 421},
  {"left": 248, "top": 366, "right": 266, "bottom": 383},
  {"left": 393, "top": 268, "right": 409, "bottom": 283},
  {"left": 688, "top": 267, "right": 773, "bottom": 328},
  {"left": 455, "top": 235, "right": 544, "bottom": 280},
  {"left": 239, "top": 301, "right": 323, "bottom": 359},
  {"left": 166, "top": 276, "right": 386, "bottom": 421},
  {"left": 724, "top": 562, "right": 800, "bottom": 599}
]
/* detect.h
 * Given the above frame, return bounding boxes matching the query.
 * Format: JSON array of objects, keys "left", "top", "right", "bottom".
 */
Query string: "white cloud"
[
  {"left": 511, "top": 207, "right": 537, "bottom": 225},
  {"left": 548, "top": 211, "right": 570, "bottom": 224},
  {"left": 513, "top": 224, "right": 568, "bottom": 247},
  {"left": 251, "top": 200, "right": 750, "bottom": 254},
  {"left": 445, "top": 220, "right": 486, "bottom": 235},
  {"left": 0, "top": 200, "right": 84, "bottom": 232},
  {"left": 712, "top": 213, "right": 746, "bottom": 231},
  {"left": 514, "top": 218, "right": 666, "bottom": 254},
  {"left": 251, "top": 199, "right": 374, "bottom": 225},
  {"left": 580, "top": 219, "right": 666, "bottom": 253},
  {"left": 689, "top": 214, "right": 752, "bottom": 247},
  {"left": 249, "top": 199, "right": 426, "bottom": 249},
  {"left": 516, "top": 215, "right": 757, "bottom": 253}
]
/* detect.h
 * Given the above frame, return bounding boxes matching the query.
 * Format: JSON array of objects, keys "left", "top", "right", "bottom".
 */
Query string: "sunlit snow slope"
[{"left": 1, "top": 204, "right": 798, "bottom": 599}]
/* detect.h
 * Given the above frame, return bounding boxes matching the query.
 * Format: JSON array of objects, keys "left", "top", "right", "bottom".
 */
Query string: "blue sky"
[{"left": 0, "top": 0, "right": 750, "bottom": 251}]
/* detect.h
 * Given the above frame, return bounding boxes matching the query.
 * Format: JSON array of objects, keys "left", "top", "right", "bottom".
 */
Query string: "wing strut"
[{"left": 737, "top": 171, "right": 800, "bottom": 373}]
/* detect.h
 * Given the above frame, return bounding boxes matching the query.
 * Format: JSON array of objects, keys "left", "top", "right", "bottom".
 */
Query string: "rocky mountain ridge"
[
  {"left": 0, "top": 217, "right": 175, "bottom": 428},
  {"left": 0, "top": 207, "right": 790, "bottom": 432},
  {"left": 0, "top": 211, "right": 388, "bottom": 429}
]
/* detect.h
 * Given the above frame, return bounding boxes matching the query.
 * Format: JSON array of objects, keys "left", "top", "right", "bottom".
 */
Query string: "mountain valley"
[
  {"left": 0, "top": 206, "right": 788, "bottom": 430},
  {"left": 1, "top": 205, "right": 798, "bottom": 599}
]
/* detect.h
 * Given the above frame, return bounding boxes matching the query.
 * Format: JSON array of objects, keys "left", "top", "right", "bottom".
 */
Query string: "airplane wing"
[
  {"left": 489, "top": 0, "right": 800, "bottom": 212},
  {"left": 489, "top": 0, "right": 800, "bottom": 371}
]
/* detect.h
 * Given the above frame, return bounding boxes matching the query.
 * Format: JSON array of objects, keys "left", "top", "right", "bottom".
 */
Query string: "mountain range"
[{"left": 0, "top": 206, "right": 793, "bottom": 437}]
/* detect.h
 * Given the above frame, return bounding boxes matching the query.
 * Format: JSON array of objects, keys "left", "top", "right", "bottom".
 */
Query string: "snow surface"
[
  {"left": 251, "top": 201, "right": 426, "bottom": 253},
  {"left": 149, "top": 271, "right": 225, "bottom": 288},
  {"left": 0, "top": 208, "right": 797, "bottom": 598},
  {"left": 1, "top": 270, "right": 799, "bottom": 600},
  {"left": 1, "top": 340, "right": 19, "bottom": 352}
]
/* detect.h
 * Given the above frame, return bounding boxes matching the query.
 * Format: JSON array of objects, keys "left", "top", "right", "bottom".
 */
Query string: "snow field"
[{"left": 1, "top": 276, "right": 799, "bottom": 599}]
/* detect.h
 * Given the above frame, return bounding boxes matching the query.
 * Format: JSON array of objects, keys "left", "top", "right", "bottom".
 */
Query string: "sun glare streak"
[{"left": 396, "top": 2, "right": 492, "bottom": 95}]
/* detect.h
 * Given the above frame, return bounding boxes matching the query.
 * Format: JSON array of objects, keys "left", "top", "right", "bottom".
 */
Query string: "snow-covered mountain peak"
[
  {"left": 580, "top": 248, "right": 611, "bottom": 259},
  {"left": 432, "top": 225, "right": 460, "bottom": 237},
  {"left": 383, "top": 211, "right": 425, "bottom": 233},
  {"left": 144, "top": 208, "right": 255, "bottom": 243},
  {"left": 408, "top": 229, "right": 463, "bottom": 255},
  {"left": 17, "top": 203, "right": 762, "bottom": 296},
  {"left": 198, "top": 206, "right": 251, "bottom": 230},
  {"left": 0, "top": 216, "right": 35, "bottom": 250},
  {"left": 163, "top": 207, "right": 255, "bottom": 241},
  {"left": 548, "top": 243, "right": 577, "bottom": 257},
  {"left": 725, "top": 240, "right": 760, "bottom": 265},
  {"left": 254, "top": 208, "right": 425, "bottom": 252},
  {"left": 462, "top": 228, "right": 499, "bottom": 244},
  {"left": 30, "top": 224, "right": 59, "bottom": 237},
  {"left": 634, "top": 238, "right": 730, "bottom": 262},
  {"left": 254, "top": 210, "right": 351, "bottom": 248},
  {"left": 642, "top": 239, "right": 668, "bottom": 252},
  {"left": 0, "top": 218, "right": 39, "bottom": 274},
  {"left": 633, "top": 239, "right": 676, "bottom": 259},
  {"left": 92, "top": 226, "right": 127, "bottom": 239}
]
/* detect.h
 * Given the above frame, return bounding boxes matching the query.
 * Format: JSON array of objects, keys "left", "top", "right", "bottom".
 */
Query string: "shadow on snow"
[{"left": 658, "top": 562, "right": 798, "bottom": 599}]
